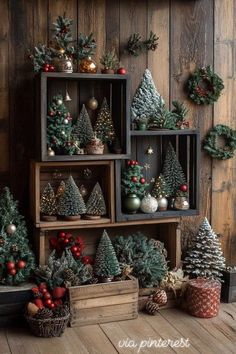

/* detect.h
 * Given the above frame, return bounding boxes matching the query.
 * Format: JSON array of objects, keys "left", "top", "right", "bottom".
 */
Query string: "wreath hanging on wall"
[
  {"left": 187, "top": 66, "right": 224, "bottom": 105},
  {"left": 204, "top": 124, "right": 236, "bottom": 160}
]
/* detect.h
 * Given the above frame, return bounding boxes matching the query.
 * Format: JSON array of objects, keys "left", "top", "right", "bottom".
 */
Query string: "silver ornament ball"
[
  {"left": 57, "top": 99, "right": 63, "bottom": 105},
  {"left": 47, "top": 147, "right": 55, "bottom": 156},
  {"left": 6, "top": 224, "right": 17, "bottom": 234},
  {"left": 64, "top": 118, "right": 69, "bottom": 124},
  {"left": 157, "top": 196, "right": 168, "bottom": 211},
  {"left": 140, "top": 194, "right": 158, "bottom": 213}
]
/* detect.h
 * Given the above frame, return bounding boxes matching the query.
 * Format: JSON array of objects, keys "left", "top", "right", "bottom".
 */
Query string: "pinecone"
[
  {"left": 53, "top": 305, "right": 70, "bottom": 318},
  {"left": 63, "top": 269, "right": 80, "bottom": 286},
  {"left": 34, "top": 308, "right": 53, "bottom": 319},
  {"left": 152, "top": 289, "right": 167, "bottom": 306},
  {"left": 145, "top": 300, "right": 159, "bottom": 315}
]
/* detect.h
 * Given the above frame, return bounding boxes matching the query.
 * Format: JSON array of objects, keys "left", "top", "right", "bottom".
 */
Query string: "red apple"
[
  {"left": 43, "top": 292, "right": 52, "bottom": 300},
  {"left": 52, "top": 287, "right": 66, "bottom": 299},
  {"left": 41, "top": 288, "right": 48, "bottom": 294},
  {"left": 54, "top": 299, "right": 63, "bottom": 306},
  {"left": 17, "top": 260, "right": 26, "bottom": 269},
  {"left": 34, "top": 298, "right": 44, "bottom": 309},
  {"left": 38, "top": 282, "right": 47, "bottom": 292},
  {"left": 117, "top": 67, "right": 126, "bottom": 75},
  {"left": 6, "top": 261, "right": 15, "bottom": 270}
]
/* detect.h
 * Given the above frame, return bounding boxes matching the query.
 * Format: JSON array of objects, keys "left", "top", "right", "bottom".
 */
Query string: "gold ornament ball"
[
  {"left": 87, "top": 97, "right": 98, "bottom": 110},
  {"left": 6, "top": 224, "right": 16, "bottom": 234},
  {"left": 48, "top": 147, "right": 55, "bottom": 156},
  {"left": 79, "top": 56, "right": 97, "bottom": 73}
]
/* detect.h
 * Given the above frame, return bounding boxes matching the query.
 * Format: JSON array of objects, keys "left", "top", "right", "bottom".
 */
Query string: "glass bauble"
[
  {"left": 86, "top": 97, "right": 98, "bottom": 110},
  {"left": 123, "top": 194, "right": 141, "bottom": 214},
  {"left": 174, "top": 196, "right": 190, "bottom": 210},
  {"left": 157, "top": 196, "right": 168, "bottom": 211},
  {"left": 79, "top": 56, "right": 97, "bottom": 73},
  {"left": 140, "top": 194, "right": 158, "bottom": 213}
]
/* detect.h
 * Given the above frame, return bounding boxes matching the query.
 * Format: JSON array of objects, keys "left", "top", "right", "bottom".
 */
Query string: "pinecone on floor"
[
  {"left": 63, "top": 269, "right": 80, "bottom": 286},
  {"left": 145, "top": 300, "right": 159, "bottom": 315},
  {"left": 53, "top": 305, "right": 70, "bottom": 318},
  {"left": 87, "top": 277, "right": 99, "bottom": 284},
  {"left": 34, "top": 308, "right": 53, "bottom": 319},
  {"left": 152, "top": 289, "right": 167, "bottom": 306}
]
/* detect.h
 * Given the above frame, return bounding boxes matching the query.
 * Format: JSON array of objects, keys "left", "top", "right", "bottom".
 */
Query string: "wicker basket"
[{"left": 25, "top": 313, "right": 70, "bottom": 337}]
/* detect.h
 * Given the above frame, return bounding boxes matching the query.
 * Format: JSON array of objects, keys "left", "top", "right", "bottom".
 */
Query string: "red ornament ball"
[
  {"left": 17, "top": 260, "right": 26, "bottom": 269},
  {"left": 66, "top": 233, "right": 73, "bottom": 239},
  {"left": 75, "top": 251, "right": 81, "bottom": 258},
  {"left": 43, "top": 292, "right": 52, "bottom": 300},
  {"left": 59, "top": 232, "right": 66, "bottom": 239},
  {"left": 49, "top": 65, "right": 55, "bottom": 72},
  {"left": 49, "top": 111, "right": 54, "bottom": 116},
  {"left": 6, "top": 261, "right": 15, "bottom": 270},
  {"left": 49, "top": 302, "right": 55, "bottom": 309},
  {"left": 71, "top": 245, "right": 78, "bottom": 253},
  {"left": 180, "top": 184, "right": 188, "bottom": 192},
  {"left": 130, "top": 160, "right": 136, "bottom": 166},
  {"left": 131, "top": 176, "right": 138, "bottom": 183},
  {"left": 135, "top": 161, "right": 139, "bottom": 165},
  {"left": 117, "top": 67, "right": 126, "bottom": 75},
  {"left": 41, "top": 288, "right": 48, "bottom": 294},
  {"left": 63, "top": 238, "right": 70, "bottom": 245},
  {"left": 140, "top": 178, "right": 146, "bottom": 184},
  {"left": 127, "top": 160, "right": 131, "bottom": 166},
  {"left": 44, "top": 299, "right": 52, "bottom": 307},
  {"left": 82, "top": 256, "right": 93, "bottom": 265},
  {"left": 8, "top": 268, "right": 17, "bottom": 276}
]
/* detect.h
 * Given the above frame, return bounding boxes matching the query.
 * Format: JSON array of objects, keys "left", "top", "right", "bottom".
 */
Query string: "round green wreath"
[
  {"left": 188, "top": 66, "right": 224, "bottom": 105},
  {"left": 204, "top": 124, "right": 236, "bottom": 160}
]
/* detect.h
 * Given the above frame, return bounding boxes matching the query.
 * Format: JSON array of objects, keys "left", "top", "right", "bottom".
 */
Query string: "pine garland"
[{"left": 204, "top": 124, "right": 236, "bottom": 160}]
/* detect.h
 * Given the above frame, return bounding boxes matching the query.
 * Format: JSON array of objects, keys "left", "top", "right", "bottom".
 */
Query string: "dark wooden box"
[
  {"left": 221, "top": 270, "right": 236, "bottom": 302},
  {"left": 115, "top": 130, "right": 200, "bottom": 221},
  {"left": 36, "top": 72, "right": 130, "bottom": 161},
  {"left": 30, "top": 160, "right": 115, "bottom": 228}
]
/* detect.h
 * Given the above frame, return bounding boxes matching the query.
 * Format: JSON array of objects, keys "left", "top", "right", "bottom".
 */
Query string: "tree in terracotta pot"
[
  {"left": 121, "top": 160, "right": 149, "bottom": 214},
  {"left": 100, "top": 49, "right": 119, "bottom": 74}
]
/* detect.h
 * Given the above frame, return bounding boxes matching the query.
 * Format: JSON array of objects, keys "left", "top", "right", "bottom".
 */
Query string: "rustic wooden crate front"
[
  {"left": 34, "top": 221, "right": 181, "bottom": 268},
  {"left": 115, "top": 130, "right": 200, "bottom": 221},
  {"left": 68, "top": 275, "right": 138, "bottom": 327},
  {"left": 221, "top": 270, "right": 236, "bottom": 302},
  {"left": 36, "top": 72, "right": 130, "bottom": 161},
  {"left": 30, "top": 160, "right": 115, "bottom": 228}
]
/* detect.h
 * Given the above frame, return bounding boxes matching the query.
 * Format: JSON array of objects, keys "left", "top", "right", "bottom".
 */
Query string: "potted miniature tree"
[
  {"left": 85, "top": 182, "right": 107, "bottom": 219},
  {"left": 100, "top": 49, "right": 119, "bottom": 74}
]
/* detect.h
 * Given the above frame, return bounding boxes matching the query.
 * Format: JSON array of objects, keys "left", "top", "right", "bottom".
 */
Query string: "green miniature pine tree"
[
  {"left": 94, "top": 98, "right": 116, "bottom": 145},
  {"left": 0, "top": 187, "right": 35, "bottom": 285},
  {"left": 152, "top": 174, "right": 169, "bottom": 198},
  {"left": 86, "top": 182, "right": 106, "bottom": 217},
  {"left": 76, "top": 32, "right": 97, "bottom": 61},
  {"left": 162, "top": 142, "right": 186, "bottom": 197},
  {"left": 72, "top": 104, "right": 94, "bottom": 147},
  {"left": 171, "top": 100, "right": 189, "bottom": 128},
  {"left": 47, "top": 95, "right": 76, "bottom": 155},
  {"left": 113, "top": 232, "right": 168, "bottom": 287},
  {"left": 183, "top": 218, "right": 226, "bottom": 281},
  {"left": 121, "top": 161, "right": 149, "bottom": 198},
  {"left": 57, "top": 176, "right": 86, "bottom": 217},
  {"left": 131, "top": 69, "right": 165, "bottom": 120},
  {"left": 52, "top": 13, "right": 75, "bottom": 56},
  {"left": 100, "top": 49, "right": 119, "bottom": 71},
  {"left": 149, "top": 99, "right": 177, "bottom": 130},
  {"left": 94, "top": 230, "right": 121, "bottom": 279},
  {"left": 40, "top": 183, "right": 57, "bottom": 217}
]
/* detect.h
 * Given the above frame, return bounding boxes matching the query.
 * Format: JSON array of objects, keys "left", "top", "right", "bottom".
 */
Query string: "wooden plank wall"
[{"left": 0, "top": 0, "right": 235, "bottom": 264}]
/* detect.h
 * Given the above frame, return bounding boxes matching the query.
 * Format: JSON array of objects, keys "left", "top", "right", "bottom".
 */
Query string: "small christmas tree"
[
  {"left": 72, "top": 104, "right": 94, "bottom": 147},
  {"left": 94, "top": 98, "right": 116, "bottom": 145},
  {"left": 121, "top": 160, "right": 149, "bottom": 198},
  {"left": 131, "top": 69, "right": 165, "bottom": 120},
  {"left": 149, "top": 99, "right": 177, "bottom": 130},
  {"left": 47, "top": 95, "right": 76, "bottom": 155},
  {"left": 94, "top": 230, "right": 121, "bottom": 279},
  {"left": 152, "top": 174, "right": 169, "bottom": 199},
  {"left": 86, "top": 182, "right": 106, "bottom": 218},
  {"left": 162, "top": 142, "right": 186, "bottom": 197},
  {"left": 57, "top": 176, "right": 86, "bottom": 218},
  {"left": 183, "top": 218, "right": 226, "bottom": 281},
  {"left": 40, "top": 183, "right": 57, "bottom": 219},
  {"left": 76, "top": 32, "right": 97, "bottom": 61},
  {"left": 0, "top": 187, "right": 35, "bottom": 285},
  {"left": 52, "top": 13, "right": 75, "bottom": 56},
  {"left": 171, "top": 100, "right": 189, "bottom": 129}
]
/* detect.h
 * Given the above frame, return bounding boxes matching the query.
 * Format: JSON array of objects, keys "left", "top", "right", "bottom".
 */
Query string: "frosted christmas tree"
[
  {"left": 40, "top": 183, "right": 57, "bottom": 220},
  {"left": 184, "top": 218, "right": 226, "bottom": 281},
  {"left": 94, "top": 98, "right": 115, "bottom": 145},
  {"left": 85, "top": 182, "right": 106, "bottom": 219},
  {"left": 131, "top": 69, "right": 165, "bottom": 120},
  {"left": 152, "top": 174, "right": 169, "bottom": 198},
  {"left": 162, "top": 142, "right": 186, "bottom": 197},
  {"left": 72, "top": 104, "right": 94, "bottom": 147}
]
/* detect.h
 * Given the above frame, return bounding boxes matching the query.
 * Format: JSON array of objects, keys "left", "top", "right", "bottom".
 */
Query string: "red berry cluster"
[
  {"left": 127, "top": 160, "right": 139, "bottom": 166},
  {"left": 195, "top": 86, "right": 207, "bottom": 97},
  {"left": 50, "top": 231, "right": 85, "bottom": 259},
  {"left": 42, "top": 63, "right": 55, "bottom": 72},
  {"left": 32, "top": 283, "right": 66, "bottom": 310},
  {"left": 6, "top": 260, "right": 26, "bottom": 276}
]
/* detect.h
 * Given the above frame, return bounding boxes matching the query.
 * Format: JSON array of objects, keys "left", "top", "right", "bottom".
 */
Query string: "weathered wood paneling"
[{"left": 0, "top": 0, "right": 235, "bottom": 263}]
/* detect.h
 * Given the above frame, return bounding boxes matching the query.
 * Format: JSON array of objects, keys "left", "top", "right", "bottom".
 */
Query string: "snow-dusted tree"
[
  {"left": 183, "top": 218, "right": 226, "bottom": 281},
  {"left": 72, "top": 104, "right": 94, "bottom": 146}
]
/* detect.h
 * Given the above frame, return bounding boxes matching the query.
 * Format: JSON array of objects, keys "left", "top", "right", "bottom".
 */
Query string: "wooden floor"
[{"left": 1, "top": 303, "right": 236, "bottom": 354}]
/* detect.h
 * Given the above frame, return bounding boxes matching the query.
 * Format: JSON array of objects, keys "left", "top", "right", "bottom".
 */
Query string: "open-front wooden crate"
[
  {"left": 30, "top": 160, "right": 115, "bottom": 228},
  {"left": 68, "top": 275, "right": 138, "bottom": 327}
]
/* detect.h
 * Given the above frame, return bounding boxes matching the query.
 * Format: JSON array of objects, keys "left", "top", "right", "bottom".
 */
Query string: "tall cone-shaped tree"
[
  {"left": 183, "top": 218, "right": 226, "bottom": 281},
  {"left": 94, "top": 98, "right": 116, "bottom": 145},
  {"left": 94, "top": 230, "right": 121, "bottom": 280},
  {"left": 0, "top": 187, "right": 35, "bottom": 285},
  {"left": 152, "top": 174, "right": 169, "bottom": 198},
  {"left": 57, "top": 176, "right": 86, "bottom": 219},
  {"left": 162, "top": 142, "right": 186, "bottom": 197},
  {"left": 40, "top": 183, "right": 57, "bottom": 220},
  {"left": 72, "top": 104, "right": 94, "bottom": 147},
  {"left": 85, "top": 182, "right": 106, "bottom": 219},
  {"left": 131, "top": 69, "right": 165, "bottom": 120}
]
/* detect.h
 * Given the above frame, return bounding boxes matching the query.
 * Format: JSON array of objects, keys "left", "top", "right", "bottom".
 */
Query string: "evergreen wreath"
[
  {"left": 187, "top": 65, "right": 224, "bottom": 105},
  {"left": 204, "top": 124, "right": 236, "bottom": 160}
]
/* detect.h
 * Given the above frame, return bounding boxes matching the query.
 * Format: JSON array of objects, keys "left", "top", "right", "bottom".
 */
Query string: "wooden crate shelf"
[
  {"left": 36, "top": 72, "right": 131, "bottom": 161},
  {"left": 115, "top": 130, "right": 200, "bottom": 222},
  {"left": 30, "top": 160, "right": 115, "bottom": 227},
  {"left": 34, "top": 221, "right": 181, "bottom": 269}
]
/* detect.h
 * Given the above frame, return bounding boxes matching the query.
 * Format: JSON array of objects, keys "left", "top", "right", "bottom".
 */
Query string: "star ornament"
[{"left": 146, "top": 146, "right": 154, "bottom": 155}]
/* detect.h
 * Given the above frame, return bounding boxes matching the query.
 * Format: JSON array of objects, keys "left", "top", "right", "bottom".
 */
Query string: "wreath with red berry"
[
  {"left": 204, "top": 124, "right": 236, "bottom": 160},
  {"left": 187, "top": 66, "right": 224, "bottom": 105}
]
